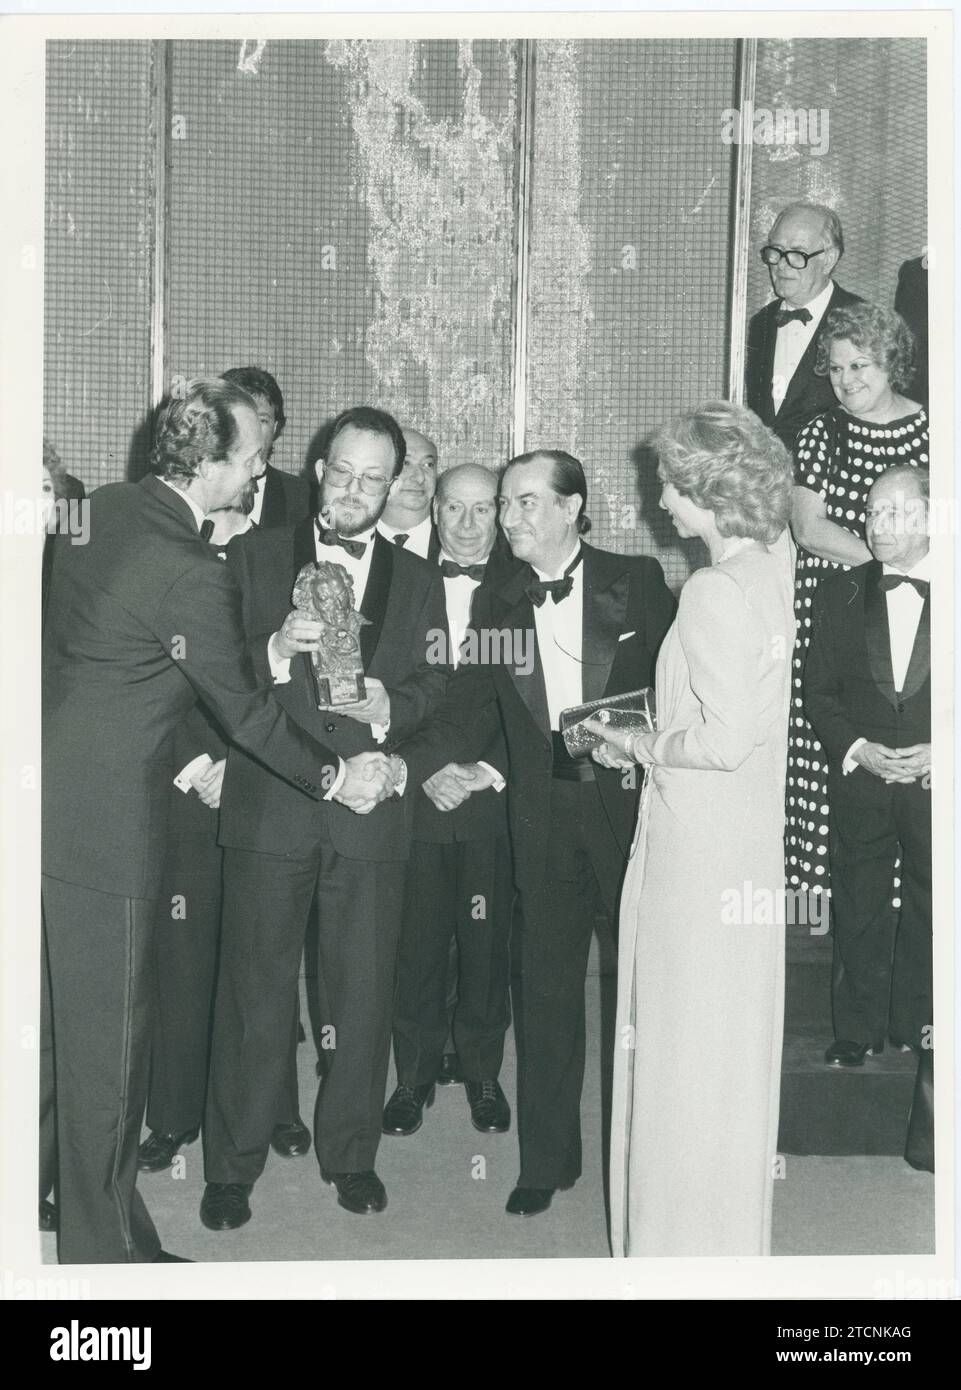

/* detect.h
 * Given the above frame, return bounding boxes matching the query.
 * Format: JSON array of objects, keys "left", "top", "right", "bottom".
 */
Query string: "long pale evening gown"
[{"left": 609, "top": 541, "right": 796, "bottom": 1256}]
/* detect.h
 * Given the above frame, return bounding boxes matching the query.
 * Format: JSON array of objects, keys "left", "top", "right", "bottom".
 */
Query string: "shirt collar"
[
  {"left": 158, "top": 476, "right": 208, "bottom": 533},
  {"left": 378, "top": 514, "right": 432, "bottom": 542},
  {"left": 883, "top": 551, "right": 931, "bottom": 581},
  {"left": 780, "top": 279, "right": 834, "bottom": 321},
  {"left": 439, "top": 546, "right": 492, "bottom": 568},
  {"left": 533, "top": 540, "right": 582, "bottom": 583}
]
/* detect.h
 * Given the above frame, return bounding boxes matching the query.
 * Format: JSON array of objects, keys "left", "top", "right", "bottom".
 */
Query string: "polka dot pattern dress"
[{"left": 785, "top": 405, "right": 928, "bottom": 897}]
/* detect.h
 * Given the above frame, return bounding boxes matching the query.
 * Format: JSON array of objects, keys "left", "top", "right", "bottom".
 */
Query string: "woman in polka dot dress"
[{"left": 786, "top": 301, "right": 927, "bottom": 899}]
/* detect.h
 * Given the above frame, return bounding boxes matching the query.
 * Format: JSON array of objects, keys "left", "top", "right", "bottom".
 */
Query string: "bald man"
[
  {"left": 383, "top": 464, "right": 518, "bottom": 1138},
  {"left": 746, "top": 201, "right": 862, "bottom": 455},
  {"left": 376, "top": 426, "right": 441, "bottom": 559}
]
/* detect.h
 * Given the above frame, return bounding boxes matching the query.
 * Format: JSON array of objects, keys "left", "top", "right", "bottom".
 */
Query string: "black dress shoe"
[
  {"left": 382, "top": 1083, "right": 435, "bottom": 1136},
  {"left": 271, "top": 1118, "right": 311, "bottom": 1158},
  {"left": 506, "top": 1186, "right": 555, "bottom": 1217},
  {"left": 824, "top": 1039, "right": 883, "bottom": 1068},
  {"left": 39, "top": 1199, "right": 57, "bottom": 1233},
  {"left": 465, "top": 1078, "right": 510, "bottom": 1133},
  {"left": 153, "top": 1250, "right": 193, "bottom": 1262},
  {"left": 200, "top": 1182, "right": 252, "bottom": 1231},
  {"left": 436, "top": 1052, "right": 464, "bottom": 1086},
  {"left": 138, "top": 1128, "right": 199, "bottom": 1173},
  {"left": 320, "top": 1169, "right": 387, "bottom": 1214}
]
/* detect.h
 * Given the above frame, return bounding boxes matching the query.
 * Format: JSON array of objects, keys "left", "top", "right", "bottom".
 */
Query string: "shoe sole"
[
  {"left": 200, "top": 1208, "right": 251, "bottom": 1232},
  {"left": 470, "top": 1118, "right": 511, "bottom": 1134},
  {"left": 506, "top": 1202, "right": 552, "bottom": 1217},
  {"left": 382, "top": 1118, "right": 422, "bottom": 1136}
]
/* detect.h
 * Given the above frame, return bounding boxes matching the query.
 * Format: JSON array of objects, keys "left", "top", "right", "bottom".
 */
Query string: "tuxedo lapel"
[
  {"left": 359, "top": 534, "right": 393, "bottom": 668},
  {"left": 581, "top": 546, "right": 628, "bottom": 705},
  {"left": 491, "top": 563, "right": 551, "bottom": 743},
  {"left": 427, "top": 525, "right": 442, "bottom": 563},
  {"left": 759, "top": 305, "right": 778, "bottom": 422},
  {"left": 291, "top": 515, "right": 316, "bottom": 577},
  {"left": 900, "top": 589, "right": 931, "bottom": 702},
  {"left": 863, "top": 561, "right": 898, "bottom": 709},
  {"left": 259, "top": 467, "right": 285, "bottom": 529},
  {"left": 779, "top": 283, "right": 838, "bottom": 420}
]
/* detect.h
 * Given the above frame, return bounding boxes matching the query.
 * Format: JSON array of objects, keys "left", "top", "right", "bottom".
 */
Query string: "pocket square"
[{"left": 618, "top": 631, "right": 636, "bottom": 642}]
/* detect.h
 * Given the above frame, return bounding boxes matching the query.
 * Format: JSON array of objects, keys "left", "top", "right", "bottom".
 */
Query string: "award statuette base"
[{"left": 316, "top": 673, "right": 367, "bottom": 707}]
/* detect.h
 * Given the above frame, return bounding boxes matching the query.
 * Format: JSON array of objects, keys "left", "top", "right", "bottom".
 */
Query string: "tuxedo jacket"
[
  {"left": 217, "top": 521, "right": 450, "bottom": 862},
  {"left": 411, "top": 532, "right": 517, "bottom": 845},
  {"left": 42, "top": 474, "right": 333, "bottom": 899},
  {"left": 400, "top": 543, "right": 677, "bottom": 893},
  {"left": 745, "top": 282, "right": 862, "bottom": 453},
  {"left": 260, "top": 463, "right": 311, "bottom": 529},
  {"left": 803, "top": 560, "right": 930, "bottom": 790}
]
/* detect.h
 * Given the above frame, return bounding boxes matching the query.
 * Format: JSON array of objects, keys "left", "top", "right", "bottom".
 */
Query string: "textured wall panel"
[{"left": 44, "top": 41, "right": 155, "bottom": 489}]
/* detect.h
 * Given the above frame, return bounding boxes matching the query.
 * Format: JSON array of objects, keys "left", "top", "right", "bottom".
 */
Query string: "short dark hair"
[
  {"left": 221, "top": 366, "right": 286, "bottom": 438},
  {"left": 814, "top": 301, "right": 916, "bottom": 392},
  {"left": 150, "top": 377, "right": 256, "bottom": 482},
  {"left": 506, "top": 449, "right": 592, "bottom": 535},
  {"left": 320, "top": 406, "right": 406, "bottom": 478}
]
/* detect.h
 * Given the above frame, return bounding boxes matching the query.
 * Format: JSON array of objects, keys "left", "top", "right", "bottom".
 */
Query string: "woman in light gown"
[{"left": 587, "top": 402, "right": 796, "bottom": 1257}]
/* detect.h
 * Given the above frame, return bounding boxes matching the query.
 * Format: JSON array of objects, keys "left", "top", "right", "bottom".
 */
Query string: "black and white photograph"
[{"left": 0, "top": 3, "right": 955, "bottom": 1308}]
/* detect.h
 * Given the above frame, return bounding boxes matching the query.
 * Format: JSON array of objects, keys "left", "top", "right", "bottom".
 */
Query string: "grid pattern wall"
[
  {"left": 44, "top": 41, "right": 156, "bottom": 490},
  {"left": 526, "top": 39, "right": 737, "bottom": 586},
  {"left": 165, "top": 39, "right": 517, "bottom": 479},
  {"left": 748, "top": 38, "right": 927, "bottom": 318}
]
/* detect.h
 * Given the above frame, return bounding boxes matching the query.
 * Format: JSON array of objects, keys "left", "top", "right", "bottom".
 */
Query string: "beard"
[{"left": 319, "top": 489, "right": 385, "bottom": 537}]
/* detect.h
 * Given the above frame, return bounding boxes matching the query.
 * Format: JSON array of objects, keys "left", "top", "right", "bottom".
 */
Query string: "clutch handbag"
[{"left": 559, "top": 687, "right": 656, "bottom": 758}]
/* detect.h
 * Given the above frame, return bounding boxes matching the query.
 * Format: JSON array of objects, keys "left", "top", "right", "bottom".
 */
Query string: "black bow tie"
[
  {"left": 199, "top": 519, "right": 214, "bottom": 542},
  {"left": 525, "top": 549, "right": 584, "bottom": 608},
  {"left": 440, "top": 559, "right": 487, "bottom": 582},
  {"left": 316, "top": 523, "right": 367, "bottom": 560},
  {"left": 775, "top": 305, "right": 813, "bottom": 328},
  {"left": 879, "top": 573, "right": 929, "bottom": 598},
  {"left": 390, "top": 533, "right": 409, "bottom": 548}
]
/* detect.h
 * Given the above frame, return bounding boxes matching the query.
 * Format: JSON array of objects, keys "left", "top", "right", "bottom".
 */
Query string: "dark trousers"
[
  {"left": 830, "top": 775, "right": 932, "bottom": 1050},
  {"left": 515, "top": 778, "right": 624, "bottom": 1190},
  {"left": 392, "top": 834, "right": 513, "bottom": 1086},
  {"left": 146, "top": 800, "right": 299, "bottom": 1137},
  {"left": 204, "top": 831, "right": 406, "bottom": 1182},
  {"left": 40, "top": 875, "right": 162, "bottom": 1263}
]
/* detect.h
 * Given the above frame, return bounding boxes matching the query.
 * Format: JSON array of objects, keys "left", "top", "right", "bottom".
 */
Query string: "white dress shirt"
[
  {"left": 436, "top": 547, "right": 506, "bottom": 793},
  {"left": 377, "top": 513, "right": 433, "bottom": 559},
  {"left": 771, "top": 279, "right": 834, "bottom": 414},
  {"left": 531, "top": 542, "right": 584, "bottom": 730},
  {"left": 843, "top": 552, "right": 930, "bottom": 772}
]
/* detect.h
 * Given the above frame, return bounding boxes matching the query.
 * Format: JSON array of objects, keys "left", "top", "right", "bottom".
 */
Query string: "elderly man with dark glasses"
[{"left": 746, "top": 201, "right": 862, "bottom": 455}]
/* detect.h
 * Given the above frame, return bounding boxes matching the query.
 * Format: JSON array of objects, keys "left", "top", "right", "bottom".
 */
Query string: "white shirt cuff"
[
  {"left": 843, "top": 738, "right": 867, "bottom": 775},
  {"left": 477, "top": 760, "right": 506, "bottom": 793},
  {"left": 391, "top": 756, "right": 408, "bottom": 797},
  {"left": 322, "top": 758, "right": 347, "bottom": 801},
  {"left": 268, "top": 632, "right": 292, "bottom": 684},
  {"left": 173, "top": 752, "right": 213, "bottom": 793},
  {"left": 372, "top": 720, "right": 389, "bottom": 745}
]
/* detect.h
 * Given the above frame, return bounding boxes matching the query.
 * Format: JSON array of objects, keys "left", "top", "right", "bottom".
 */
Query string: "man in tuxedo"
[
  {"left": 804, "top": 465, "right": 931, "bottom": 1068},
  {"left": 383, "top": 464, "right": 517, "bottom": 1139},
  {"left": 200, "top": 406, "right": 450, "bottom": 1229},
  {"left": 746, "top": 202, "right": 861, "bottom": 454},
  {"left": 376, "top": 425, "right": 440, "bottom": 558},
  {"left": 399, "top": 450, "right": 676, "bottom": 1215},
  {"left": 41, "top": 379, "right": 393, "bottom": 1263},
  {"left": 139, "top": 382, "right": 314, "bottom": 1178},
  {"left": 894, "top": 256, "right": 929, "bottom": 410}
]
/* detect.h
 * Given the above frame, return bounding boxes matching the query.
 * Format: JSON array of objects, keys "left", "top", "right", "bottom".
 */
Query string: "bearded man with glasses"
[
  {"left": 200, "top": 406, "right": 451, "bottom": 1230},
  {"left": 746, "top": 201, "right": 862, "bottom": 455}
]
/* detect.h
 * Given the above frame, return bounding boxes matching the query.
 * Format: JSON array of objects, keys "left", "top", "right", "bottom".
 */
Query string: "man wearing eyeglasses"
[
  {"left": 200, "top": 406, "right": 450, "bottom": 1231},
  {"left": 746, "top": 201, "right": 861, "bottom": 454}
]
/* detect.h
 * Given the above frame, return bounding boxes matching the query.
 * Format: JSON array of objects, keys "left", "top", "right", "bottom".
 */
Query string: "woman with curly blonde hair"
[{"left": 588, "top": 401, "right": 796, "bottom": 1256}]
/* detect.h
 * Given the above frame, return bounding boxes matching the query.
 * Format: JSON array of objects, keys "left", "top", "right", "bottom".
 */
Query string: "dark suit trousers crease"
[
  {"left": 392, "top": 835, "right": 513, "bottom": 1086},
  {"left": 515, "top": 779, "right": 624, "bottom": 1190},
  {"left": 146, "top": 804, "right": 299, "bottom": 1137},
  {"left": 41, "top": 876, "right": 162, "bottom": 1263},
  {"left": 204, "top": 836, "right": 406, "bottom": 1182},
  {"left": 830, "top": 776, "right": 932, "bottom": 1050}
]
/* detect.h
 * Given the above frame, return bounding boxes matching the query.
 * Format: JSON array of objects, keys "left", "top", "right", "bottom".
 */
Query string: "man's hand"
[
  {"left": 853, "top": 741, "right": 914, "bottom": 781},
  {"left": 332, "top": 751, "right": 394, "bottom": 814},
  {"left": 273, "top": 609, "right": 323, "bottom": 661},
  {"left": 882, "top": 743, "right": 931, "bottom": 783},
  {"left": 191, "top": 758, "right": 226, "bottom": 809},
  {"left": 448, "top": 763, "right": 499, "bottom": 793},
  {"left": 423, "top": 762, "right": 475, "bottom": 812},
  {"left": 323, "top": 676, "right": 390, "bottom": 727}
]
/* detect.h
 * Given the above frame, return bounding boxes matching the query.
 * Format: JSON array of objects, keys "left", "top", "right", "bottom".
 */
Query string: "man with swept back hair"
[
  {"left": 220, "top": 365, "right": 311, "bottom": 530},
  {"left": 397, "top": 447, "right": 676, "bottom": 1217},
  {"left": 746, "top": 200, "right": 862, "bottom": 455},
  {"left": 41, "top": 378, "right": 392, "bottom": 1264}
]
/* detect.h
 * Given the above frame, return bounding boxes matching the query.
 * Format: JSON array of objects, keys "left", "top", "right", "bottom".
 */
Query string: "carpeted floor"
[{"left": 41, "top": 964, "right": 933, "bottom": 1265}]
